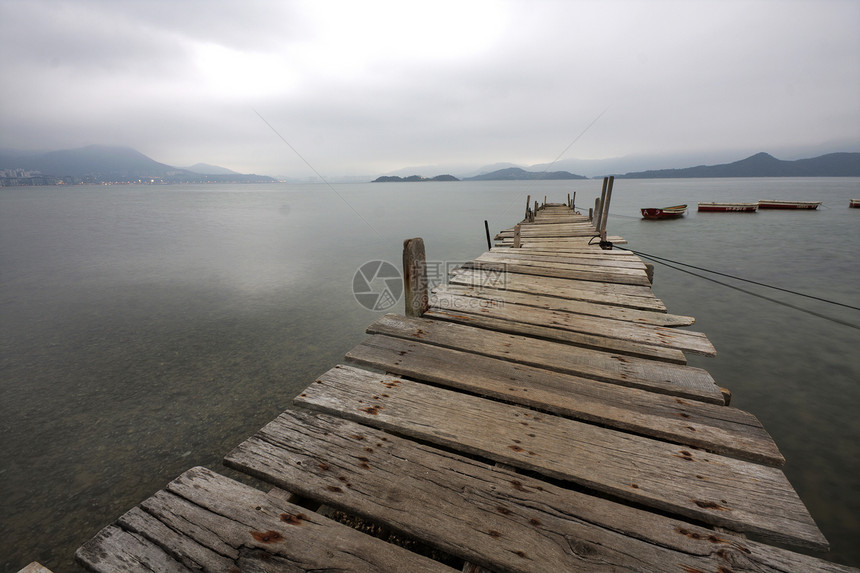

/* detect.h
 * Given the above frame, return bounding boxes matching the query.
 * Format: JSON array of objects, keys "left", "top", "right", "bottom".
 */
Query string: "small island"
[{"left": 372, "top": 174, "right": 459, "bottom": 182}]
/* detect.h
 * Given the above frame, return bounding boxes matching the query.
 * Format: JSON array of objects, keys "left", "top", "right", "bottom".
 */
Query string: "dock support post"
[
  {"left": 403, "top": 238, "right": 428, "bottom": 317},
  {"left": 645, "top": 262, "right": 655, "bottom": 284},
  {"left": 599, "top": 176, "right": 614, "bottom": 242},
  {"left": 524, "top": 195, "right": 531, "bottom": 221},
  {"left": 595, "top": 177, "right": 609, "bottom": 234},
  {"left": 484, "top": 220, "right": 491, "bottom": 250},
  {"left": 572, "top": 191, "right": 576, "bottom": 210},
  {"left": 513, "top": 224, "right": 521, "bottom": 248}
]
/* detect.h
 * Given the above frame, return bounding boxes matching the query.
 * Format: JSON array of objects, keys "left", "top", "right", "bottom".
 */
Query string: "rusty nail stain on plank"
[
  {"left": 510, "top": 480, "right": 528, "bottom": 492},
  {"left": 280, "top": 513, "right": 306, "bottom": 526},
  {"left": 251, "top": 530, "right": 283, "bottom": 543},
  {"left": 693, "top": 499, "right": 728, "bottom": 510}
]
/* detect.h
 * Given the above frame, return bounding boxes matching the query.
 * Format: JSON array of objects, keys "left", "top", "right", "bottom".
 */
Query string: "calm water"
[{"left": 1, "top": 179, "right": 859, "bottom": 571}]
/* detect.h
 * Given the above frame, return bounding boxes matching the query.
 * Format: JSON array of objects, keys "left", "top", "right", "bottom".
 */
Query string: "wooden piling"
[
  {"left": 645, "top": 262, "right": 655, "bottom": 284},
  {"left": 595, "top": 177, "right": 609, "bottom": 235},
  {"left": 599, "top": 176, "right": 614, "bottom": 242},
  {"left": 402, "top": 237, "right": 428, "bottom": 317}
]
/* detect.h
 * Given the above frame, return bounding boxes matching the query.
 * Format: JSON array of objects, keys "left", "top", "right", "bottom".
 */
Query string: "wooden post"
[
  {"left": 403, "top": 238, "right": 428, "bottom": 317},
  {"left": 599, "top": 176, "right": 614, "bottom": 241},
  {"left": 567, "top": 193, "right": 570, "bottom": 208},
  {"left": 484, "top": 220, "right": 491, "bottom": 251},
  {"left": 592, "top": 198, "right": 599, "bottom": 223},
  {"left": 513, "top": 224, "right": 521, "bottom": 248},
  {"left": 595, "top": 177, "right": 609, "bottom": 234},
  {"left": 524, "top": 195, "right": 531, "bottom": 221},
  {"left": 534, "top": 200, "right": 539, "bottom": 214},
  {"left": 543, "top": 195, "right": 547, "bottom": 207},
  {"left": 572, "top": 191, "right": 576, "bottom": 210}
]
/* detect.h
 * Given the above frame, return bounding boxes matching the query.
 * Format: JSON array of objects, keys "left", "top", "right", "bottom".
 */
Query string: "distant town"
[
  {"left": 0, "top": 168, "right": 275, "bottom": 187},
  {"left": 0, "top": 145, "right": 277, "bottom": 187}
]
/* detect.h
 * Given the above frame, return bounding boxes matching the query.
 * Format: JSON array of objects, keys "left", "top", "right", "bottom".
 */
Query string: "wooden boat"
[
  {"left": 850, "top": 199, "right": 860, "bottom": 208},
  {"left": 697, "top": 202, "right": 758, "bottom": 212},
  {"left": 758, "top": 200, "right": 822, "bottom": 210},
  {"left": 640, "top": 204, "right": 687, "bottom": 219}
]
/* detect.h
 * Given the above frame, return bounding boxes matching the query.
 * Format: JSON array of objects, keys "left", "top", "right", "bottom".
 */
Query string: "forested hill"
[
  {"left": 615, "top": 152, "right": 860, "bottom": 178},
  {"left": 464, "top": 167, "right": 587, "bottom": 180}
]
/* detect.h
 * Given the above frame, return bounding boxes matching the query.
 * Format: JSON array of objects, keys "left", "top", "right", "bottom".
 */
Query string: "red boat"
[
  {"left": 641, "top": 204, "right": 687, "bottom": 219},
  {"left": 697, "top": 202, "right": 758, "bottom": 212},
  {"left": 850, "top": 199, "right": 860, "bottom": 208},
  {"left": 758, "top": 200, "right": 821, "bottom": 210}
]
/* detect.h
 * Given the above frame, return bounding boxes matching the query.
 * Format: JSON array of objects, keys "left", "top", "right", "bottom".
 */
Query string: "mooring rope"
[{"left": 612, "top": 245, "right": 860, "bottom": 330}]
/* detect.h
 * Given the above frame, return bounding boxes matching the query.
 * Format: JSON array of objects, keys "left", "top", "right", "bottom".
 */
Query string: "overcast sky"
[{"left": 1, "top": 0, "right": 859, "bottom": 177}]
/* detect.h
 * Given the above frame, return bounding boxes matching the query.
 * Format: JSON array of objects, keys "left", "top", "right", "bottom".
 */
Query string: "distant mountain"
[
  {"left": 615, "top": 152, "right": 860, "bottom": 178},
  {"left": 372, "top": 174, "right": 459, "bottom": 182},
  {"left": 0, "top": 145, "right": 276, "bottom": 185},
  {"left": 463, "top": 167, "right": 587, "bottom": 181},
  {"left": 181, "top": 163, "right": 239, "bottom": 175}
]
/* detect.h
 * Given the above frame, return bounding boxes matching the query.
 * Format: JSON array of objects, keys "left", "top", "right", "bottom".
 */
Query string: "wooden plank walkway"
[{"left": 76, "top": 200, "right": 856, "bottom": 572}]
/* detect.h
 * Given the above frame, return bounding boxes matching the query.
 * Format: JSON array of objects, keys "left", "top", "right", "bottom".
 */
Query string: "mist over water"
[{"left": 2, "top": 179, "right": 859, "bottom": 571}]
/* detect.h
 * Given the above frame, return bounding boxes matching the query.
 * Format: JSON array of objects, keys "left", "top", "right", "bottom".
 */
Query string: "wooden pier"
[{"left": 77, "top": 195, "right": 856, "bottom": 572}]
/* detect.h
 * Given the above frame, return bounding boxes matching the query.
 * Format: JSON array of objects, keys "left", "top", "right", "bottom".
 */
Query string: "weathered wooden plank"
[
  {"left": 429, "top": 292, "right": 716, "bottom": 356},
  {"left": 345, "top": 335, "right": 784, "bottom": 465},
  {"left": 480, "top": 250, "right": 647, "bottom": 269},
  {"left": 294, "top": 366, "right": 827, "bottom": 550},
  {"left": 450, "top": 268, "right": 667, "bottom": 312},
  {"left": 452, "top": 265, "right": 655, "bottom": 297},
  {"left": 366, "top": 314, "right": 724, "bottom": 403},
  {"left": 432, "top": 283, "right": 695, "bottom": 326},
  {"left": 76, "top": 466, "right": 453, "bottom": 573},
  {"left": 497, "top": 235, "right": 628, "bottom": 243},
  {"left": 495, "top": 245, "right": 636, "bottom": 257},
  {"left": 474, "top": 253, "right": 648, "bottom": 276},
  {"left": 76, "top": 525, "right": 191, "bottom": 573},
  {"left": 425, "top": 307, "right": 687, "bottom": 363},
  {"left": 459, "top": 260, "right": 652, "bottom": 287},
  {"left": 227, "top": 411, "right": 850, "bottom": 573}
]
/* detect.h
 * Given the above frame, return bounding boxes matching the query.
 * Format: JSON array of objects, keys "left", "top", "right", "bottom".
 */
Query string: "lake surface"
[{"left": 2, "top": 178, "right": 859, "bottom": 571}]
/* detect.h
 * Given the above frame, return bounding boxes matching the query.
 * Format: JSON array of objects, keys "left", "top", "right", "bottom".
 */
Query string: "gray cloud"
[{"left": 2, "top": 0, "right": 858, "bottom": 177}]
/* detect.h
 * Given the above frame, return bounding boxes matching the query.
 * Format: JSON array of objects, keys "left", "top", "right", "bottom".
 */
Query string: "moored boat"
[
  {"left": 641, "top": 204, "right": 687, "bottom": 219},
  {"left": 850, "top": 199, "right": 860, "bottom": 208},
  {"left": 697, "top": 202, "right": 758, "bottom": 212},
  {"left": 758, "top": 200, "right": 822, "bottom": 210}
]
